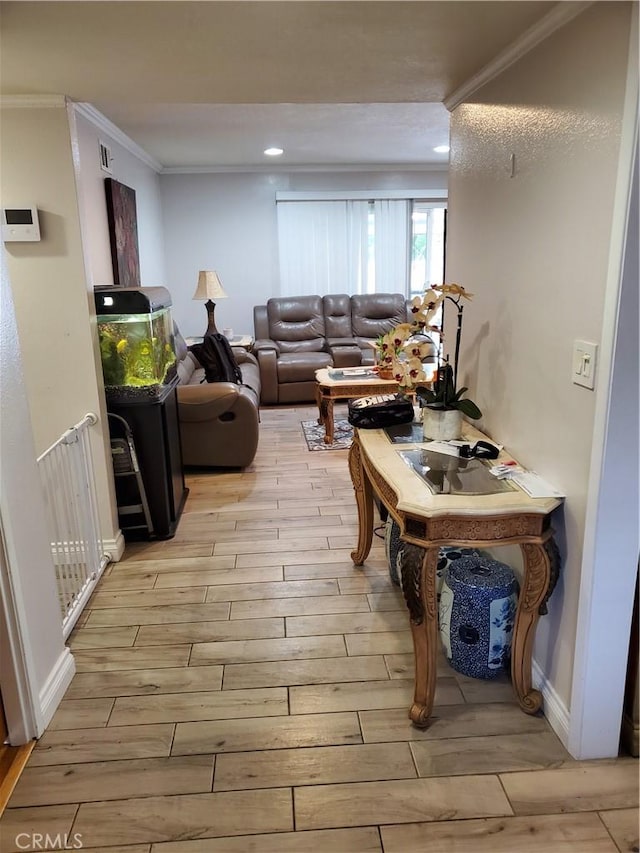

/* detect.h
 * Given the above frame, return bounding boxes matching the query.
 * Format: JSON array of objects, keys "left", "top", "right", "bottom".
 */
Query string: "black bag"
[
  {"left": 348, "top": 394, "right": 414, "bottom": 429},
  {"left": 190, "top": 333, "right": 243, "bottom": 385}
]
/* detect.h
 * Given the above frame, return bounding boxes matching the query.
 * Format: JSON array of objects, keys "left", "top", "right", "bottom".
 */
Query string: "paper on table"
[
  {"left": 510, "top": 471, "right": 565, "bottom": 499},
  {"left": 422, "top": 441, "right": 462, "bottom": 458},
  {"left": 342, "top": 367, "right": 379, "bottom": 375}
]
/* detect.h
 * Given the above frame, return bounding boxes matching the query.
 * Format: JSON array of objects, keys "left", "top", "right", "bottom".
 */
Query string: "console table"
[{"left": 348, "top": 423, "right": 562, "bottom": 727}]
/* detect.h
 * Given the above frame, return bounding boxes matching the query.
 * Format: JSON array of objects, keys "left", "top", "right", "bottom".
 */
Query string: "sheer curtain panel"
[
  {"left": 373, "top": 199, "right": 410, "bottom": 294},
  {"left": 277, "top": 200, "right": 370, "bottom": 296}
]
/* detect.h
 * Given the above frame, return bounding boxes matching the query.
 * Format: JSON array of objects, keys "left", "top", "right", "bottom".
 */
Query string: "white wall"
[
  {"left": 0, "top": 102, "right": 121, "bottom": 554},
  {"left": 160, "top": 169, "right": 447, "bottom": 338},
  {"left": 74, "top": 109, "right": 166, "bottom": 288},
  {"left": 446, "top": 3, "right": 633, "bottom": 722}
]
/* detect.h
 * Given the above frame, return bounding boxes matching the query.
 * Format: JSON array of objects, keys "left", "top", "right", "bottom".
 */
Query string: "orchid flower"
[
  {"left": 377, "top": 284, "right": 474, "bottom": 392},
  {"left": 432, "top": 283, "right": 474, "bottom": 300}
]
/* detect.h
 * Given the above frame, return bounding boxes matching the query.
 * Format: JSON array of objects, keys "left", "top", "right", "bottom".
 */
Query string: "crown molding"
[
  {"left": 276, "top": 189, "right": 447, "bottom": 201},
  {"left": 73, "top": 103, "right": 163, "bottom": 173},
  {"left": 0, "top": 94, "right": 68, "bottom": 109},
  {"left": 161, "top": 163, "right": 449, "bottom": 175},
  {"left": 444, "top": 1, "right": 594, "bottom": 111}
]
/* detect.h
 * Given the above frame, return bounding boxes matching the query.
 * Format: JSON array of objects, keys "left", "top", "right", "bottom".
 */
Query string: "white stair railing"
[{"left": 37, "top": 413, "right": 109, "bottom": 639}]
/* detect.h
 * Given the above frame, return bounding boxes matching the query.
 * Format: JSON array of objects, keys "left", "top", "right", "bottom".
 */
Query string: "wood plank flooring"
[{"left": 1, "top": 404, "right": 637, "bottom": 852}]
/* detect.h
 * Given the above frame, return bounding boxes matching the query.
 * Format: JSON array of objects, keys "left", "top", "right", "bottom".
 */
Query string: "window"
[
  {"left": 276, "top": 192, "right": 446, "bottom": 298},
  {"left": 410, "top": 203, "right": 446, "bottom": 298}
]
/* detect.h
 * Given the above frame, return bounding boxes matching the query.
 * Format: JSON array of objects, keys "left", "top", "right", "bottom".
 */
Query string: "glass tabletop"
[
  {"left": 385, "top": 423, "right": 424, "bottom": 443},
  {"left": 398, "top": 448, "right": 515, "bottom": 496}
]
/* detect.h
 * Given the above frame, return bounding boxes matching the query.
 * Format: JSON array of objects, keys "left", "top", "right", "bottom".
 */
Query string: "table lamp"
[{"left": 192, "top": 270, "right": 228, "bottom": 336}]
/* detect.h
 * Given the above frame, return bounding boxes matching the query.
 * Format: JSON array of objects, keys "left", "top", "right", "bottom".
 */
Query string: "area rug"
[{"left": 301, "top": 418, "right": 353, "bottom": 451}]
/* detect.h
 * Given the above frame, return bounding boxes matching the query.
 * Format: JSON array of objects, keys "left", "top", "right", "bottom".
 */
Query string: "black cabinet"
[{"left": 108, "top": 378, "right": 188, "bottom": 540}]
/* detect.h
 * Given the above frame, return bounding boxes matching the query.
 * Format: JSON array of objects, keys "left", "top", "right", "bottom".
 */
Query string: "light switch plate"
[{"left": 572, "top": 340, "right": 598, "bottom": 389}]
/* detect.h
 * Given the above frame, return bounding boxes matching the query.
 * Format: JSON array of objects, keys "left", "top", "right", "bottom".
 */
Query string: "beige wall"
[
  {"left": 0, "top": 248, "right": 73, "bottom": 739},
  {"left": 0, "top": 102, "right": 120, "bottom": 549},
  {"left": 446, "top": 3, "right": 633, "bottom": 710}
]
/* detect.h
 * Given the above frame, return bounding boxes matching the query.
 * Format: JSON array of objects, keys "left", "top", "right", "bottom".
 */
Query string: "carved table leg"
[
  {"left": 316, "top": 385, "right": 323, "bottom": 424},
  {"left": 400, "top": 543, "right": 439, "bottom": 727},
  {"left": 512, "top": 537, "right": 558, "bottom": 713},
  {"left": 324, "top": 398, "right": 335, "bottom": 444},
  {"left": 348, "top": 435, "right": 373, "bottom": 565}
]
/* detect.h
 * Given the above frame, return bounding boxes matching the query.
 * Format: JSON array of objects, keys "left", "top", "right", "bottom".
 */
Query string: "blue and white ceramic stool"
[
  {"left": 439, "top": 555, "right": 519, "bottom": 679},
  {"left": 385, "top": 519, "right": 482, "bottom": 595}
]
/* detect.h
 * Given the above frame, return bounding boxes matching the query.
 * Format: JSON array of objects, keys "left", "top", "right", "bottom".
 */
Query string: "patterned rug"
[{"left": 301, "top": 418, "right": 353, "bottom": 451}]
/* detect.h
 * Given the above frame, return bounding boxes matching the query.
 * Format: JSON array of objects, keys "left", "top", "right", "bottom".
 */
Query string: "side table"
[
  {"left": 186, "top": 334, "right": 254, "bottom": 352},
  {"left": 228, "top": 334, "right": 254, "bottom": 352}
]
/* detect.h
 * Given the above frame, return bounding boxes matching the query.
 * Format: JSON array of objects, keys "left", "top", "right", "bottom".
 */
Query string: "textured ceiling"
[{"left": 0, "top": 1, "right": 557, "bottom": 168}]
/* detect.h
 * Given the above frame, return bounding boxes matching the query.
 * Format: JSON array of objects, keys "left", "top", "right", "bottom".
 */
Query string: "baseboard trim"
[
  {"left": 533, "top": 658, "right": 570, "bottom": 747},
  {"left": 37, "top": 648, "right": 76, "bottom": 735},
  {"left": 102, "top": 530, "right": 125, "bottom": 563}
]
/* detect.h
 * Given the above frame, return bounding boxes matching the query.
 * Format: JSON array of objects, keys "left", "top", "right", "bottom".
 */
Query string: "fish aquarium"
[{"left": 95, "top": 286, "right": 177, "bottom": 401}]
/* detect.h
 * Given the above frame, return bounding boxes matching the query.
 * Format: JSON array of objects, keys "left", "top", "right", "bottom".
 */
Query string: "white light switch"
[{"left": 572, "top": 340, "right": 598, "bottom": 389}]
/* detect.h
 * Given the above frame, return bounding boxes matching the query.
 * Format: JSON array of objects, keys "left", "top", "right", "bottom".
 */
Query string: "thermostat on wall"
[{"left": 2, "top": 207, "right": 41, "bottom": 242}]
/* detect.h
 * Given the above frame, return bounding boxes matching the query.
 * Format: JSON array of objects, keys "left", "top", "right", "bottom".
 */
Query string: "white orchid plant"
[{"left": 376, "top": 283, "right": 474, "bottom": 390}]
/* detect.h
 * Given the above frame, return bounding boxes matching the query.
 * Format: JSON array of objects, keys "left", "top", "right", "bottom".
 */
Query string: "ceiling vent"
[{"left": 99, "top": 141, "right": 113, "bottom": 174}]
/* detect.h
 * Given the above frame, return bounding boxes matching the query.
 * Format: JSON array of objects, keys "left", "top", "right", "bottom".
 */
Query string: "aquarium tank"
[{"left": 95, "top": 286, "right": 177, "bottom": 400}]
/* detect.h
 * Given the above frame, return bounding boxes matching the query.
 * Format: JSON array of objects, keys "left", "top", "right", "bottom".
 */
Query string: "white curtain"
[
  {"left": 345, "top": 200, "right": 371, "bottom": 295},
  {"left": 373, "top": 199, "right": 410, "bottom": 294},
  {"left": 277, "top": 200, "right": 370, "bottom": 296},
  {"left": 277, "top": 198, "right": 408, "bottom": 295}
]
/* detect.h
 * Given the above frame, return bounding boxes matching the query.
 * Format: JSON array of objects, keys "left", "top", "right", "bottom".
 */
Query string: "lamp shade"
[{"left": 192, "top": 270, "right": 228, "bottom": 301}]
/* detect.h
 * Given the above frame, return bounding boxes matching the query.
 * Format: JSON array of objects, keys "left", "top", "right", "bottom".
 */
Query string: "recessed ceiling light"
[
  {"left": 433, "top": 145, "right": 450, "bottom": 154},
  {"left": 264, "top": 147, "right": 284, "bottom": 157}
]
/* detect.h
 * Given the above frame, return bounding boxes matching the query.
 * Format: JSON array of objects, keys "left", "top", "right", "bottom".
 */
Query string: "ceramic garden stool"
[
  {"left": 384, "top": 519, "right": 482, "bottom": 596},
  {"left": 439, "top": 554, "right": 519, "bottom": 679}
]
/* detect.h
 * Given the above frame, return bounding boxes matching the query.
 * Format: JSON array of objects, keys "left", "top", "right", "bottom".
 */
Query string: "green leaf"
[
  {"left": 454, "top": 386, "right": 468, "bottom": 401},
  {"left": 417, "top": 388, "right": 437, "bottom": 404},
  {"left": 456, "top": 399, "right": 483, "bottom": 420}
]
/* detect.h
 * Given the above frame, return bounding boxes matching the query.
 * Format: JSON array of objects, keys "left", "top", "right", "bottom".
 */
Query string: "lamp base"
[{"left": 204, "top": 299, "right": 218, "bottom": 336}]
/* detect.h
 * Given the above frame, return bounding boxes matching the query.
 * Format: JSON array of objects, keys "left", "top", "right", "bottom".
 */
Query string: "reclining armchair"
[
  {"left": 174, "top": 327, "right": 261, "bottom": 467},
  {"left": 253, "top": 296, "right": 333, "bottom": 405}
]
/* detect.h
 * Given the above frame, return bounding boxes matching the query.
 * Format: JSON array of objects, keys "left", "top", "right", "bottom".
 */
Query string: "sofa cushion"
[
  {"left": 173, "top": 325, "right": 196, "bottom": 384},
  {"left": 267, "top": 296, "right": 326, "bottom": 354},
  {"left": 276, "top": 351, "right": 332, "bottom": 383},
  {"left": 351, "top": 293, "right": 407, "bottom": 339},
  {"left": 177, "top": 352, "right": 199, "bottom": 385},
  {"left": 323, "top": 294, "right": 352, "bottom": 338}
]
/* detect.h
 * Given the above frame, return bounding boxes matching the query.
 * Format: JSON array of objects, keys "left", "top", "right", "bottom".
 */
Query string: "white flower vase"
[{"left": 422, "top": 407, "right": 463, "bottom": 441}]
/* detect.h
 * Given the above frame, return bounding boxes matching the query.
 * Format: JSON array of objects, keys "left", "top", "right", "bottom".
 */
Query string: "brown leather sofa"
[
  {"left": 253, "top": 293, "right": 423, "bottom": 404},
  {"left": 173, "top": 328, "right": 260, "bottom": 467}
]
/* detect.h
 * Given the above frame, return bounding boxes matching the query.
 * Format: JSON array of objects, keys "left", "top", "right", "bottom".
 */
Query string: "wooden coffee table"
[{"left": 314, "top": 367, "right": 403, "bottom": 444}]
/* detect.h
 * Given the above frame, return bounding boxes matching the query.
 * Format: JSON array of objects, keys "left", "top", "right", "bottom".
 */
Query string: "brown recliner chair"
[
  {"left": 174, "top": 327, "right": 261, "bottom": 467},
  {"left": 253, "top": 296, "right": 332, "bottom": 404}
]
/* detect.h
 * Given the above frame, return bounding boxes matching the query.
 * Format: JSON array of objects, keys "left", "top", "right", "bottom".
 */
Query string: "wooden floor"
[{"left": 1, "top": 404, "right": 638, "bottom": 852}]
